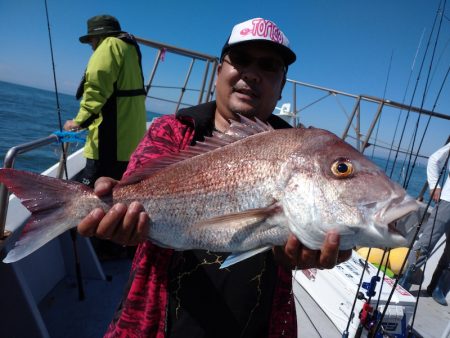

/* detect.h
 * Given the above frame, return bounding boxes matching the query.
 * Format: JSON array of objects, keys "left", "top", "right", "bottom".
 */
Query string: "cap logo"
[
  {"left": 240, "top": 18, "right": 284, "bottom": 45},
  {"left": 222, "top": 17, "right": 296, "bottom": 65}
]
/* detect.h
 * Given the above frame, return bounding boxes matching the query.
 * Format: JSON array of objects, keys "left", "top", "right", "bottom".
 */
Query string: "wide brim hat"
[
  {"left": 79, "top": 15, "right": 124, "bottom": 43},
  {"left": 220, "top": 18, "right": 296, "bottom": 66}
]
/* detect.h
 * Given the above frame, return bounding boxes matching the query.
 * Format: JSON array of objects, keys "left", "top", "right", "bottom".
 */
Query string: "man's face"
[{"left": 215, "top": 42, "right": 286, "bottom": 123}]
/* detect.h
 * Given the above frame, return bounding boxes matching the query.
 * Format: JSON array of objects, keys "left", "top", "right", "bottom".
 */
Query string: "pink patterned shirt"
[{"left": 104, "top": 110, "right": 297, "bottom": 337}]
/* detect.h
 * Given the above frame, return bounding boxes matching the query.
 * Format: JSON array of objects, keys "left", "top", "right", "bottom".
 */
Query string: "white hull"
[{"left": 1, "top": 149, "right": 107, "bottom": 338}]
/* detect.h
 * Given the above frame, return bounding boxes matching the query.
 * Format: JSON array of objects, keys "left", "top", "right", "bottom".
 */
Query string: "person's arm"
[
  {"left": 427, "top": 142, "right": 450, "bottom": 202},
  {"left": 430, "top": 188, "right": 442, "bottom": 203}
]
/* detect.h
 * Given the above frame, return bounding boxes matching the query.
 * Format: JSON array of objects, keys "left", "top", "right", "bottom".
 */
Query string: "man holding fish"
[
  {"left": 0, "top": 18, "right": 418, "bottom": 337},
  {"left": 79, "top": 18, "right": 352, "bottom": 337}
]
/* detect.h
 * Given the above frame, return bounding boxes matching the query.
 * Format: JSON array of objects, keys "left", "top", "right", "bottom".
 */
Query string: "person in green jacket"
[
  {"left": 64, "top": 14, "right": 146, "bottom": 187},
  {"left": 64, "top": 14, "right": 146, "bottom": 259}
]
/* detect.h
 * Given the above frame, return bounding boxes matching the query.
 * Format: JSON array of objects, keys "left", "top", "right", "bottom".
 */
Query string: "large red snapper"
[{"left": 0, "top": 116, "right": 418, "bottom": 263}]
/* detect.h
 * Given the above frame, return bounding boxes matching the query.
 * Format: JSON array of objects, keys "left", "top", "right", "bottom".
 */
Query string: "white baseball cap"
[{"left": 220, "top": 18, "right": 296, "bottom": 65}]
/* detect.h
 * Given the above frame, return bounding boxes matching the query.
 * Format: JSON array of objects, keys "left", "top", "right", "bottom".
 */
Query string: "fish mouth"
[
  {"left": 387, "top": 221, "right": 404, "bottom": 235},
  {"left": 376, "top": 196, "right": 420, "bottom": 225},
  {"left": 364, "top": 195, "right": 419, "bottom": 246},
  {"left": 355, "top": 197, "right": 419, "bottom": 249}
]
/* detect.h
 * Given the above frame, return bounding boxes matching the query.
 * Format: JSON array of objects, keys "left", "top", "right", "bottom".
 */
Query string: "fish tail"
[{"left": 0, "top": 168, "right": 102, "bottom": 263}]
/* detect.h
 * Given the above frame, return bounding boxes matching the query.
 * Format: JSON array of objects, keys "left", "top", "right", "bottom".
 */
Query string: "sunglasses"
[{"left": 223, "top": 51, "right": 286, "bottom": 74}]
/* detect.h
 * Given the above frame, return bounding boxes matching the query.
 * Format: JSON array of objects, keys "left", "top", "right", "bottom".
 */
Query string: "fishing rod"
[
  {"left": 373, "top": 145, "right": 450, "bottom": 337},
  {"left": 395, "top": 0, "right": 446, "bottom": 181},
  {"left": 363, "top": 249, "right": 391, "bottom": 337},
  {"left": 387, "top": 0, "right": 443, "bottom": 180},
  {"left": 407, "top": 137, "right": 450, "bottom": 337},
  {"left": 428, "top": 35, "right": 450, "bottom": 91},
  {"left": 401, "top": 0, "right": 448, "bottom": 191},
  {"left": 370, "top": 207, "right": 431, "bottom": 336},
  {"left": 342, "top": 249, "right": 371, "bottom": 338},
  {"left": 369, "top": 50, "right": 394, "bottom": 160},
  {"left": 355, "top": 251, "right": 386, "bottom": 338},
  {"left": 393, "top": 63, "right": 448, "bottom": 198},
  {"left": 340, "top": 246, "right": 392, "bottom": 338},
  {"left": 354, "top": 2, "right": 448, "bottom": 335},
  {"left": 407, "top": 210, "right": 442, "bottom": 337},
  {"left": 384, "top": 28, "right": 426, "bottom": 173},
  {"left": 404, "top": 64, "right": 450, "bottom": 190},
  {"left": 347, "top": 247, "right": 396, "bottom": 338},
  {"left": 392, "top": 52, "right": 449, "bottom": 200},
  {"left": 43, "top": 0, "right": 85, "bottom": 301},
  {"left": 371, "top": 2, "right": 449, "bottom": 335}
]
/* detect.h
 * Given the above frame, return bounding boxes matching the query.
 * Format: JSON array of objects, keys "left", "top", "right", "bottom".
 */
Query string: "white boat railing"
[
  {"left": 134, "top": 35, "right": 219, "bottom": 113},
  {"left": 283, "top": 78, "right": 450, "bottom": 153}
]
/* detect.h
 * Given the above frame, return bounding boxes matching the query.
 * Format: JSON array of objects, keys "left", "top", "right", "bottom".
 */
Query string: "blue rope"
[{"left": 53, "top": 130, "right": 87, "bottom": 144}]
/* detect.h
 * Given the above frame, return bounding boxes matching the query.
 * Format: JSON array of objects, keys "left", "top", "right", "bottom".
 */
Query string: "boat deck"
[
  {"left": 407, "top": 285, "right": 450, "bottom": 338},
  {"left": 39, "top": 258, "right": 132, "bottom": 338},
  {"left": 37, "top": 256, "right": 450, "bottom": 338},
  {"left": 294, "top": 279, "right": 450, "bottom": 337}
]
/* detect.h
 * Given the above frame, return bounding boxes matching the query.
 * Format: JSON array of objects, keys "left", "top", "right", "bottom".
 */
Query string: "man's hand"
[
  {"left": 77, "top": 177, "right": 149, "bottom": 246},
  {"left": 64, "top": 119, "right": 81, "bottom": 131},
  {"left": 431, "top": 187, "right": 442, "bottom": 203},
  {"left": 273, "top": 230, "right": 352, "bottom": 270}
]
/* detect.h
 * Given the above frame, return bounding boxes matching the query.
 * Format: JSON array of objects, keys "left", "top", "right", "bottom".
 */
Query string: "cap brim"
[
  {"left": 221, "top": 40, "right": 296, "bottom": 66},
  {"left": 79, "top": 30, "right": 123, "bottom": 43}
]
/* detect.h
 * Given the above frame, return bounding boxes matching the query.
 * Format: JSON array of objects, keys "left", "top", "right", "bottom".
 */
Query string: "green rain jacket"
[{"left": 74, "top": 35, "right": 146, "bottom": 162}]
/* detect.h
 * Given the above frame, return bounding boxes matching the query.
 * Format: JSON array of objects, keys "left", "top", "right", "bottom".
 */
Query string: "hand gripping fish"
[{"left": 0, "top": 116, "right": 419, "bottom": 264}]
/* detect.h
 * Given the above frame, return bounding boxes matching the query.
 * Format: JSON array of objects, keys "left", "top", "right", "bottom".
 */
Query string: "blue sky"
[{"left": 0, "top": 0, "right": 449, "bottom": 156}]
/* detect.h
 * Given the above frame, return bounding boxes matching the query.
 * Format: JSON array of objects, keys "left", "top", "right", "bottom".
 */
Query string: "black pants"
[
  {"left": 428, "top": 235, "right": 450, "bottom": 292},
  {"left": 75, "top": 158, "right": 129, "bottom": 187}
]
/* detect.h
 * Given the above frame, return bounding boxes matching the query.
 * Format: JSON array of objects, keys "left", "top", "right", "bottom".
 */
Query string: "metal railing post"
[
  {"left": 293, "top": 82, "right": 297, "bottom": 127},
  {"left": 361, "top": 101, "right": 385, "bottom": 152},
  {"left": 145, "top": 49, "right": 162, "bottom": 94},
  {"left": 342, "top": 96, "right": 362, "bottom": 141},
  {"left": 175, "top": 59, "right": 195, "bottom": 113},
  {"left": 205, "top": 60, "right": 218, "bottom": 102}
]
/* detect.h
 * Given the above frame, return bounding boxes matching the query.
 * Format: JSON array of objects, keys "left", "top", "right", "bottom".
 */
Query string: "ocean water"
[
  {"left": 0, "top": 80, "right": 427, "bottom": 197},
  {"left": 0, "top": 81, "right": 78, "bottom": 173},
  {"left": 0, "top": 80, "right": 162, "bottom": 173},
  {"left": 371, "top": 156, "right": 427, "bottom": 200}
]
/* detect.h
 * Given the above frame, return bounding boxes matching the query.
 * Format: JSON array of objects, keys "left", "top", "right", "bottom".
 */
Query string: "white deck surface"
[
  {"left": 295, "top": 280, "right": 450, "bottom": 338},
  {"left": 40, "top": 258, "right": 132, "bottom": 338}
]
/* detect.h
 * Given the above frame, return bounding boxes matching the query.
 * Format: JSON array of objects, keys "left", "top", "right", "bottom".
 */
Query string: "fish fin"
[
  {"left": 186, "top": 204, "right": 289, "bottom": 252},
  {"left": 0, "top": 168, "right": 101, "bottom": 263},
  {"left": 193, "top": 205, "right": 282, "bottom": 229},
  {"left": 220, "top": 246, "right": 272, "bottom": 269},
  {"left": 119, "top": 115, "right": 274, "bottom": 185}
]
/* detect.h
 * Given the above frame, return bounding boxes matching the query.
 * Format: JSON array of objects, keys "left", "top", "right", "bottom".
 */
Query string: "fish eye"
[{"left": 331, "top": 159, "right": 353, "bottom": 178}]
